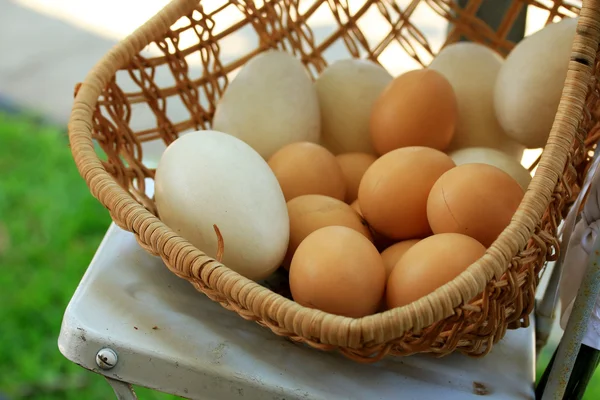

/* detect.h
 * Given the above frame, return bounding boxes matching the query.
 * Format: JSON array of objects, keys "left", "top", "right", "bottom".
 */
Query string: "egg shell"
[
  {"left": 154, "top": 130, "right": 289, "bottom": 281},
  {"left": 427, "top": 163, "right": 524, "bottom": 247},
  {"left": 369, "top": 69, "right": 457, "bottom": 155},
  {"left": 351, "top": 199, "right": 362, "bottom": 215},
  {"left": 429, "top": 42, "right": 524, "bottom": 160},
  {"left": 350, "top": 199, "right": 395, "bottom": 251},
  {"left": 358, "top": 146, "right": 455, "bottom": 240},
  {"left": 316, "top": 59, "right": 393, "bottom": 155},
  {"left": 449, "top": 147, "right": 532, "bottom": 191},
  {"left": 212, "top": 50, "right": 320, "bottom": 159},
  {"left": 386, "top": 233, "right": 486, "bottom": 308},
  {"left": 290, "top": 226, "right": 386, "bottom": 318},
  {"left": 284, "top": 194, "right": 372, "bottom": 268},
  {"left": 268, "top": 142, "right": 346, "bottom": 202},
  {"left": 336, "top": 152, "right": 378, "bottom": 203},
  {"left": 494, "top": 18, "right": 578, "bottom": 149},
  {"left": 381, "top": 239, "right": 420, "bottom": 279}
]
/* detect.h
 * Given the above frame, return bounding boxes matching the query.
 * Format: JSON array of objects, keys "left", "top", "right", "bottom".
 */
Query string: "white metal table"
[{"left": 58, "top": 222, "right": 536, "bottom": 399}]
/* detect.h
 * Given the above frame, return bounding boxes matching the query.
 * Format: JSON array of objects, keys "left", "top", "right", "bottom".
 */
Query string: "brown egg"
[
  {"left": 358, "top": 146, "right": 455, "bottom": 240},
  {"left": 284, "top": 195, "right": 372, "bottom": 268},
  {"left": 370, "top": 69, "right": 457, "bottom": 155},
  {"left": 290, "top": 226, "right": 386, "bottom": 317},
  {"left": 373, "top": 235, "right": 396, "bottom": 253},
  {"left": 351, "top": 199, "right": 362, "bottom": 215},
  {"left": 381, "top": 239, "right": 420, "bottom": 279},
  {"left": 268, "top": 142, "right": 346, "bottom": 201},
  {"left": 427, "top": 163, "right": 524, "bottom": 247},
  {"left": 336, "top": 152, "right": 378, "bottom": 203},
  {"left": 351, "top": 199, "right": 395, "bottom": 251},
  {"left": 386, "top": 233, "right": 486, "bottom": 308}
]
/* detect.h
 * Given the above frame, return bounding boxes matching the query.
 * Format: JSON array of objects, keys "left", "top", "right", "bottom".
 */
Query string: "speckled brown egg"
[
  {"left": 370, "top": 69, "right": 458, "bottom": 155},
  {"left": 386, "top": 233, "right": 486, "bottom": 308},
  {"left": 336, "top": 152, "right": 378, "bottom": 203},
  {"left": 290, "top": 226, "right": 386, "bottom": 317},
  {"left": 268, "top": 142, "right": 346, "bottom": 201},
  {"left": 427, "top": 163, "right": 524, "bottom": 247},
  {"left": 358, "top": 146, "right": 455, "bottom": 240},
  {"left": 284, "top": 194, "right": 372, "bottom": 268}
]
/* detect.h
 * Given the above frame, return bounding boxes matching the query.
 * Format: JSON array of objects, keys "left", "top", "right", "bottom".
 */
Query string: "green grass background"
[
  {"left": 0, "top": 111, "right": 598, "bottom": 399},
  {"left": 0, "top": 112, "right": 177, "bottom": 399}
]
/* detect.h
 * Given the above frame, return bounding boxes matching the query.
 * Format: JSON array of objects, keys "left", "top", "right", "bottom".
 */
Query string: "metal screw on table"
[{"left": 96, "top": 348, "right": 118, "bottom": 370}]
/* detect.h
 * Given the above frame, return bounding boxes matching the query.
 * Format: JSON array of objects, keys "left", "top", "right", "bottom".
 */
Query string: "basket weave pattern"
[{"left": 70, "top": 0, "right": 600, "bottom": 361}]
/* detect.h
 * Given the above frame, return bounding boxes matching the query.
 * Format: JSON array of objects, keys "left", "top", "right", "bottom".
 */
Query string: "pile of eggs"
[{"left": 154, "top": 17, "right": 577, "bottom": 318}]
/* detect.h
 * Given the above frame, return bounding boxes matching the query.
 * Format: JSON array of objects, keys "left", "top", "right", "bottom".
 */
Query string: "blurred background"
[{"left": 0, "top": 0, "right": 595, "bottom": 398}]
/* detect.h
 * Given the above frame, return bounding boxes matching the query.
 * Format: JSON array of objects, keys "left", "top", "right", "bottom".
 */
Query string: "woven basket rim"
[{"left": 67, "top": 0, "right": 600, "bottom": 347}]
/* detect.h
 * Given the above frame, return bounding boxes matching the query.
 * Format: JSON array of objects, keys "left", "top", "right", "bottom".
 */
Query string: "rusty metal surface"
[
  {"left": 105, "top": 377, "right": 138, "bottom": 400},
  {"left": 535, "top": 145, "right": 600, "bottom": 355},
  {"left": 541, "top": 235, "right": 600, "bottom": 399}
]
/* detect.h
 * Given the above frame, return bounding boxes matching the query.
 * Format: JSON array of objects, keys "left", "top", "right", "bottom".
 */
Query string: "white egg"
[
  {"left": 212, "top": 50, "right": 320, "bottom": 159},
  {"left": 315, "top": 59, "right": 392, "bottom": 155},
  {"left": 154, "top": 130, "right": 290, "bottom": 281},
  {"left": 494, "top": 17, "right": 578, "bottom": 149},
  {"left": 429, "top": 42, "right": 524, "bottom": 161},
  {"left": 448, "top": 147, "right": 532, "bottom": 191}
]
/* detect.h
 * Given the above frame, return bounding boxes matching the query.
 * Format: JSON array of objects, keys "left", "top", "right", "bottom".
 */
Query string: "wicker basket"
[{"left": 69, "top": 0, "right": 600, "bottom": 362}]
